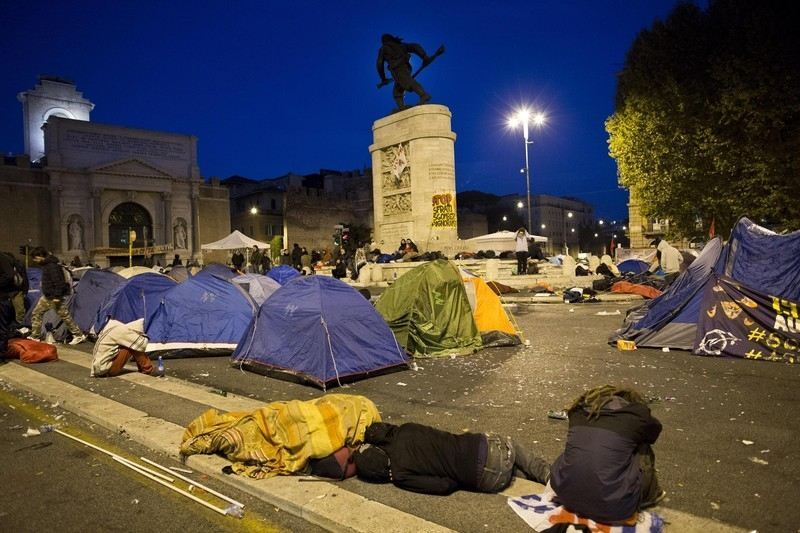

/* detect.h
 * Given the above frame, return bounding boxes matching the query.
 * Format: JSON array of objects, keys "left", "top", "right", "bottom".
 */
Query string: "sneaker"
[
  {"left": 16, "top": 326, "right": 30, "bottom": 336},
  {"left": 68, "top": 334, "right": 87, "bottom": 346}
]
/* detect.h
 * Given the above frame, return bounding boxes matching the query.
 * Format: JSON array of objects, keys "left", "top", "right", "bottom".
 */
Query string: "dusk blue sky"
[{"left": 1, "top": 1, "right": 691, "bottom": 220}]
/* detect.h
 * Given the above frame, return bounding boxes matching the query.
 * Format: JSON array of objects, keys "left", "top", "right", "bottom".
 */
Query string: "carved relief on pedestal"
[
  {"left": 380, "top": 142, "right": 411, "bottom": 191},
  {"left": 383, "top": 192, "right": 412, "bottom": 216}
]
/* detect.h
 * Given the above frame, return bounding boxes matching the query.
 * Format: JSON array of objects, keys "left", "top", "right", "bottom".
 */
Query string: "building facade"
[
  {"left": 223, "top": 169, "right": 374, "bottom": 256},
  {"left": 0, "top": 77, "right": 229, "bottom": 266}
]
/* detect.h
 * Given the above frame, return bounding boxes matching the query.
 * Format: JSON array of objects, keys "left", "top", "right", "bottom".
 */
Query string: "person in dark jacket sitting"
[
  {"left": 29, "top": 247, "right": 86, "bottom": 345},
  {"left": 353, "top": 422, "right": 549, "bottom": 495},
  {"left": 550, "top": 385, "right": 665, "bottom": 524}
]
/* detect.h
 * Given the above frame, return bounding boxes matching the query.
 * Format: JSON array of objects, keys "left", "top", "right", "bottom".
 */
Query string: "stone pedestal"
[{"left": 369, "top": 105, "right": 458, "bottom": 254}]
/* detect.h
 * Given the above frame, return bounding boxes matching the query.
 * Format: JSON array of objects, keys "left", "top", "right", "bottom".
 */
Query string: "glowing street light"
[
  {"left": 249, "top": 206, "right": 258, "bottom": 215},
  {"left": 516, "top": 201, "right": 524, "bottom": 209},
  {"left": 502, "top": 215, "right": 508, "bottom": 221},
  {"left": 562, "top": 211, "right": 573, "bottom": 255},
  {"left": 507, "top": 107, "right": 546, "bottom": 233}
]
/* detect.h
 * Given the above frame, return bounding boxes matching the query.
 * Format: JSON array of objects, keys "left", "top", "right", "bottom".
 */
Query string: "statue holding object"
[{"left": 376, "top": 34, "right": 445, "bottom": 111}]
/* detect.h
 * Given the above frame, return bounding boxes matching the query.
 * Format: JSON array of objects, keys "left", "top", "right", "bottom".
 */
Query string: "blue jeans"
[{"left": 476, "top": 434, "right": 515, "bottom": 493}]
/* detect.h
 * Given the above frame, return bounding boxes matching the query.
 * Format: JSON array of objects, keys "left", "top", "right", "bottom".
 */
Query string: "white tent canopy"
[
  {"left": 466, "top": 230, "right": 547, "bottom": 253},
  {"left": 201, "top": 230, "right": 271, "bottom": 251}
]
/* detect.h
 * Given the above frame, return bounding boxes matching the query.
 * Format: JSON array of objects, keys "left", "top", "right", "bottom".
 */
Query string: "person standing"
[
  {"left": 514, "top": 228, "right": 532, "bottom": 275},
  {"left": 291, "top": 243, "right": 302, "bottom": 271},
  {"left": 250, "top": 246, "right": 262, "bottom": 274},
  {"left": 0, "top": 251, "right": 29, "bottom": 331},
  {"left": 260, "top": 252, "right": 271, "bottom": 274},
  {"left": 231, "top": 249, "right": 245, "bottom": 272},
  {"left": 28, "top": 247, "right": 86, "bottom": 345}
]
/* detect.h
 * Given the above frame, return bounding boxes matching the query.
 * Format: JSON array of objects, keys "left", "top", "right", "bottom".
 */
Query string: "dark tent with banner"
[
  {"left": 232, "top": 276, "right": 408, "bottom": 389},
  {"left": 145, "top": 273, "right": 256, "bottom": 357},
  {"left": 375, "top": 259, "right": 482, "bottom": 357},
  {"left": 610, "top": 218, "right": 800, "bottom": 362}
]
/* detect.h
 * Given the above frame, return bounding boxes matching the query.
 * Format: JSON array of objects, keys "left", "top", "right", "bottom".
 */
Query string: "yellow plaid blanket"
[{"left": 180, "top": 394, "right": 381, "bottom": 478}]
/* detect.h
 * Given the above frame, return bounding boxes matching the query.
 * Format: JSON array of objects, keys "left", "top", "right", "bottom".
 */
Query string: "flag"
[{"left": 708, "top": 217, "right": 716, "bottom": 239}]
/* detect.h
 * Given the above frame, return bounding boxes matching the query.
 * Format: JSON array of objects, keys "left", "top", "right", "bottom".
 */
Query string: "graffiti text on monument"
[
  {"left": 383, "top": 192, "right": 412, "bottom": 216},
  {"left": 64, "top": 130, "right": 189, "bottom": 161},
  {"left": 431, "top": 192, "right": 457, "bottom": 228}
]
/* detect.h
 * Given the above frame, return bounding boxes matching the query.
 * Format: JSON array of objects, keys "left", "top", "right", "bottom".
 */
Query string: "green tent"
[{"left": 375, "top": 260, "right": 482, "bottom": 358}]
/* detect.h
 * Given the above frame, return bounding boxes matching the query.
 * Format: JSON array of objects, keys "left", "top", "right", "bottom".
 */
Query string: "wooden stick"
[
  {"left": 139, "top": 457, "right": 245, "bottom": 509},
  {"left": 113, "top": 457, "right": 228, "bottom": 516}
]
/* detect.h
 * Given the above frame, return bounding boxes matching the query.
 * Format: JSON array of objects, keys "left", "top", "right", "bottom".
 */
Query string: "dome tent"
[
  {"left": 232, "top": 276, "right": 408, "bottom": 389},
  {"left": 145, "top": 273, "right": 257, "bottom": 357},
  {"left": 375, "top": 259, "right": 482, "bottom": 358}
]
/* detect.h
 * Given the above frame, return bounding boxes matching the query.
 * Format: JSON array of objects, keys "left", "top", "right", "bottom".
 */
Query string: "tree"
[{"left": 606, "top": 0, "right": 800, "bottom": 237}]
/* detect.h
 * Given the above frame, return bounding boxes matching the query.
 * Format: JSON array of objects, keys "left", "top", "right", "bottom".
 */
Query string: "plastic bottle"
[
  {"left": 156, "top": 356, "right": 165, "bottom": 377},
  {"left": 225, "top": 504, "right": 245, "bottom": 518}
]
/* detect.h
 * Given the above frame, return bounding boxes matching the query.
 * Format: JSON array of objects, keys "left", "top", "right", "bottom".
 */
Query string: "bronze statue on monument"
[{"left": 376, "top": 34, "right": 445, "bottom": 111}]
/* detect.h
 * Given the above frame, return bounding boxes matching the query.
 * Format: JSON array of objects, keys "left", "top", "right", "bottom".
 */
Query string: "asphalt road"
[
  {"left": 4, "top": 300, "right": 799, "bottom": 531},
  {"left": 0, "top": 387, "right": 325, "bottom": 533}
]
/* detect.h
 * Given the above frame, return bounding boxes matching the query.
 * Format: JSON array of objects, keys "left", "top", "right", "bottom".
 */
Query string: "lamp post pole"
[
  {"left": 521, "top": 121, "right": 532, "bottom": 234},
  {"left": 562, "top": 210, "right": 573, "bottom": 256},
  {"left": 508, "top": 109, "right": 545, "bottom": 235}
]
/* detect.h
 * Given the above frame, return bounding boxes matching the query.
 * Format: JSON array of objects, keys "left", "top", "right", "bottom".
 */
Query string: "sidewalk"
[{"left": 0, "top": 348, "right": 744, "bottom": 532}]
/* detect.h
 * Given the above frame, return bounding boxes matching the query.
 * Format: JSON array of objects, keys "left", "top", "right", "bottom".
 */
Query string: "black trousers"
[{"left": 516, "top": 251, "right": 529, "bottom": 275}]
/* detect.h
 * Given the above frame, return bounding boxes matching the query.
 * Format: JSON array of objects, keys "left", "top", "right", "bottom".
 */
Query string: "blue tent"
[
  {"left": 617, "top": 258, "right": 651, "bottom": 274},
  {"left": 145, "top": 273, "right": 256, "bottom": 357},
  {"left": 610, "top": 218, "right": 800, "bottom": 350},
  {"left": 232, "top": 276, "right": 408, "bottom": 389},
  {"left": 94, "top": 273, "right": 176, "bottom": 333},
  {"left": 70, "top": 269, "right": 124, "bottom": 332},
  {"left": 266, "top": 264, "right": 300, "bottom": 285},
  {"left": 232, "top": 273, "right": 281, "bottom": 306},
  {"left": 198, "top": 263, "right": 237, "bottom": 281}
]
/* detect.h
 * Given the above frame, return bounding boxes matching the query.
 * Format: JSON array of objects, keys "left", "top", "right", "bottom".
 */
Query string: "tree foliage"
[{"left": 606, "top": 0, "right": 800, "bottom": 237}]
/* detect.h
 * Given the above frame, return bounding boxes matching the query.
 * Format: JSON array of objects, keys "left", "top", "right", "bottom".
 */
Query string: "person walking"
[{"left": 28, "top": 247, "right": 86, "bottom": 345}]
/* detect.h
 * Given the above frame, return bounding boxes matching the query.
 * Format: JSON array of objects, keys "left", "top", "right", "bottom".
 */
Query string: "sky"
[{"left": 0, "top": 0, "right": 689, "bottom": 220}]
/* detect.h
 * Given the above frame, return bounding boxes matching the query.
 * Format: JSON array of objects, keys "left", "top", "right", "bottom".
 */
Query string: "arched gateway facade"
[{"left": 0, "top": 78, "right": 230, "bottom": 266}]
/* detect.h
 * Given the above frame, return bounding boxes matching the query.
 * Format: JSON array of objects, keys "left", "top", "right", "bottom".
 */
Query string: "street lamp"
[
  {"left": 249, "top": 206, "right": 258, "bottom": 215},
  {"left": 508, "top": 108, "right": 546, "bottom": 233},
  {"left": 562, "top": 211, "right": 573, "bottom": 255}
]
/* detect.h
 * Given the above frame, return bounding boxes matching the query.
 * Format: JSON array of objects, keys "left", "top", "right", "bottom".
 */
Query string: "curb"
[
  {"left": 0, "top": 360, "right": 453, "bottom": 533},
  {"left": 1, "top": 350, "right": 748, "bottom": 533}
]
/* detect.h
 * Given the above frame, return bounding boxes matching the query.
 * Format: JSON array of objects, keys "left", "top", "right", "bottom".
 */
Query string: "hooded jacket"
[
  {"left": 364, "top": 422, "right": 485, "bottom": 495},
  {"left": 550, "top": 397, "right": 662, "bottom": 523}
]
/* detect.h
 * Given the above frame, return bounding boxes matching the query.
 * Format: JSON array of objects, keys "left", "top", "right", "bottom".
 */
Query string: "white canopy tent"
[
  {"left": 201, "top": 230, "right": 271, "bottom": 251},
  {"left": 466, "top": 230, "right": 547, "bottom": 253}
]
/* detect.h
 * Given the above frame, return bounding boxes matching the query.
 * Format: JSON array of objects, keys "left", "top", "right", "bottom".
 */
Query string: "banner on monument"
[
  {"left": 694, "top": 274, "right": 799, "bottom": 364},
  {"left": 90, "top": 244, "right": 173, "bottom": 257},
  {"left": 431, "top": 192, "right": 456, "bottom": 228}
]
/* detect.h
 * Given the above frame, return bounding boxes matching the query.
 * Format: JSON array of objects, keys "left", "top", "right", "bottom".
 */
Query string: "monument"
[{"left": 371, "top": 35, "right": 457, "bottom": 254}]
